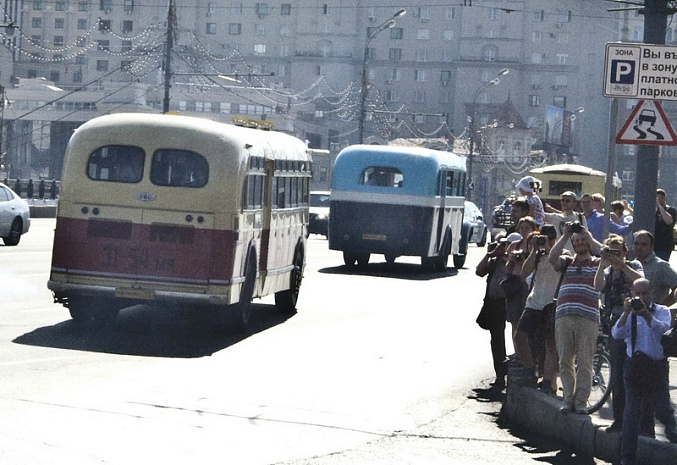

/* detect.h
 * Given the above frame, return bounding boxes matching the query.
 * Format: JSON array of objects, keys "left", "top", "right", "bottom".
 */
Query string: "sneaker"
[
  {"left": 491, "top": 377, "right": 506, "bottom": 390},
  {"left": 606, "top": 422, "right": 623, "bottom": 433}
]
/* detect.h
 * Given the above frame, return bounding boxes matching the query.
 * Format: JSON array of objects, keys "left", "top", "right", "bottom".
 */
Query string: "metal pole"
[{"left": 162, "top": 0, "right": 175, "bottom": 114}]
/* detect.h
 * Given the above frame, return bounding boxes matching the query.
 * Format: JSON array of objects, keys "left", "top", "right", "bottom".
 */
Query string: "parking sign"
[{"left": 605, "top": 43, "right": 677, "bottom": 100}]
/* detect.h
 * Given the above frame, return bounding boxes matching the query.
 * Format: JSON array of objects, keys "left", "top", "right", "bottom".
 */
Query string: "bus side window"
[
  {"left": 150, "top": 149, "right": 209, "bottom": 188},
  {"left": 87, "top": 145, "right": 145, "bottom": 183},
  {"left": 445, "top": 171, "right": 454, "bottom": 196},
  {"left": 361, "top": 166, "right": 403, "bottom": 187}
]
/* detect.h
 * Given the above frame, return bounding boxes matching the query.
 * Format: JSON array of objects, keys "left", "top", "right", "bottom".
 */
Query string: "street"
[{"left": 1, "top": 219, "right": 612, "bottom": 464}]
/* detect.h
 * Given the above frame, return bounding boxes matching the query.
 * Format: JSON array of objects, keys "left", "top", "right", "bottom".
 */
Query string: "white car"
[
  {"left": 0, "top": 182, "right": 31, "bottom": 246},
  {"left": 309, "top": 191, "right": 330, "bottom": 237},
  {"left": 463, "top": 200, "right": 487, "bottom": 247}
]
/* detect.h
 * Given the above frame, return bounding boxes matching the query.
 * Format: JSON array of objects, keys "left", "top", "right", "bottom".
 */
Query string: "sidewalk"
[{"left": 502, "top": 358, "right": 677, "bottom": 465}]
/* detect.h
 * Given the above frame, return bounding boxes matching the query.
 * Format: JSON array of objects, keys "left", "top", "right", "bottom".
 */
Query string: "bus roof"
[
  {"left": 529, "top": 164, "right": 608, "bottom": 178},
  {"left": 331, "top": 144, "right": 465, "bottom": 195},
  {"left": 72, "top": 113, "right": 311, "bottom": 162}
]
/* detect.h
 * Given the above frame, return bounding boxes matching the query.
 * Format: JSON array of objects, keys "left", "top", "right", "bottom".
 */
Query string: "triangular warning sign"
[{"left": 616, "top": 100, "right": 677, "bottom": 146}]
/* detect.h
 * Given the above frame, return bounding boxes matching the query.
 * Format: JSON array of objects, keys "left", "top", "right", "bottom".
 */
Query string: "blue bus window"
[{"left": 361, "top": 166, "right": 403, "bottom": 187}]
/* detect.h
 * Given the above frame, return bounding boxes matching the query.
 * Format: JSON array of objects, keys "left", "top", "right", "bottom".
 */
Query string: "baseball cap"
[
  {"left": 506, "top": 232, "right": 523, "bottom": 243},
  {"left": 560, "top": 191, "right": 578, "bottom": 200},
  {"left": 516, "top": 176, "right": 540, "bottom": 192}
]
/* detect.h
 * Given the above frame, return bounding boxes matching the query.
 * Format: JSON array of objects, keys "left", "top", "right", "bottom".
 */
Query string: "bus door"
[
  {"left": 259, "top": 158, "right": 274, "bottom": 277},
  {"left": 435, "top": 169, "right": 447, "bottom": 252}
]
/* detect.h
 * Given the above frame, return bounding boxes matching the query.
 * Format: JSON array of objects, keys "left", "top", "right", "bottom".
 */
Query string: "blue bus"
[{"left": 329, "top": 145, "right": 467, "bottom": 271}]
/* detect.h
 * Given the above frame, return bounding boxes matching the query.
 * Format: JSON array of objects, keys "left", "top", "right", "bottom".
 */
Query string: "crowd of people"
[{"left": 476, "top": 176, "right": 677, "bottom": 465}]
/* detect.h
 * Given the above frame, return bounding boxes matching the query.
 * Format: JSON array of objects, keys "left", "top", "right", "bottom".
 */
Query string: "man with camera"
[
  {"left": 593, "top": 235, "right": 644, "bottom": 433},
  {"left": 548, "top": 221, "right": 603, "bottom": 414},
  {"left": 513, "top": 225, "right": 562, "bottom": 394},
  {"left": 580, "top": 193, "right": 631, "bottom": 243},
  {"left": 611, "top": 278, "right": 677, "bottom": 465}
]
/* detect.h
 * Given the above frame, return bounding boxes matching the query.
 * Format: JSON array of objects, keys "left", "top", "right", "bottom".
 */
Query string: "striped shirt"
[{"left": 555, "top": 256, "right": 601, "bottom": 323}]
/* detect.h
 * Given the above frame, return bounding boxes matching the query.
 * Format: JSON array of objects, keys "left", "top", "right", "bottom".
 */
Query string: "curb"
[{"left": 501, "top": 380, "right": 677, "bottom": 465}]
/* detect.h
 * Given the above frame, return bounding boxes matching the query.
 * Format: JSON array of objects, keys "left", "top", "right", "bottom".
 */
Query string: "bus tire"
[
  {"left": 233, "top": 249, "right": 256, "bottom": 332},
  {"left": 343, "top": 252, "right": 357, "bottom": 266},
  {"left": 356, "top": 253, "right": 370, "bottom": 268},
  {"left": 68, "top": 296, "right": 119, "bottom": 329},
  {"left": 453, "top": 254, "right": 466, "bottom": 269},
  {"left": 275, "top": 243, "right": 304, "bottom": 314}
]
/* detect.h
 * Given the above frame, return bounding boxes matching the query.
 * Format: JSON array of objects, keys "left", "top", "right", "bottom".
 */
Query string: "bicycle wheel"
[{"left": 586, "top": 349, "right": 613, "bottom": 414}]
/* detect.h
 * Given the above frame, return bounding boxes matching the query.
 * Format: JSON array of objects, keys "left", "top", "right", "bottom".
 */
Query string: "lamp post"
[
  {"left": 357, "top": 9, "right": 405, "bottom": 144},
  {"left": 466, "top": 68, "right": 509, "bottom": 200},
  {"left": 546, "top": 106, "right": 584, "bottom": 164}
]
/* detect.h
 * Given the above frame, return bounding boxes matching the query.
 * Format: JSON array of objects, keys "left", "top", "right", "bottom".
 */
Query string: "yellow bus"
[
  {"left": 529, "top": 164, "right": 622, "bottom": 210},
  {"left": 48, "top": 113, "right": 312, "bottom": 330}
]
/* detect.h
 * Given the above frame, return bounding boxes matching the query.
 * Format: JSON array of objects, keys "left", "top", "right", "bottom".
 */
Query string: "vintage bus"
[
  {"left": 529, "top": 164, "right": 622, "bottom": 210},
  {"left": 48, "top": 113, "right": 312, "bottom": 330},
  {"left": 328, "top": 145, "right": 467, "bottom": 271}
]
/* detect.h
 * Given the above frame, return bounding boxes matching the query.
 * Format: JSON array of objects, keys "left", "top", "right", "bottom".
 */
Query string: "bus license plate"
[
  {"left": 363, "top": 234, "right": 387, "bottom": 241},
  {"left": 115, "top": 287, "right": 156, "bottom": 300}
]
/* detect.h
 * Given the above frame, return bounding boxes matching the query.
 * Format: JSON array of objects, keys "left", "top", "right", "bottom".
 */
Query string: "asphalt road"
[{"left": 0, "top": 219, "right": 615, "bottom": 464}]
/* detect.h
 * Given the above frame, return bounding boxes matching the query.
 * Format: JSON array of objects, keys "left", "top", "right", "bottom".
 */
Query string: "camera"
[
  {"left": 511, "top": 249, "right": 525, "bottom": 262},
  {"left": 536, "top": 236, "right": 547, "bottom": 247},
  {"left": 630, "top": 297, "right": 644, "bottom": 311},
  {"left": 568, "top": 221, "right": 583, "bottom": 234},
  {"left": 602, "top": 246, "right": 620, "bottom": 256}
]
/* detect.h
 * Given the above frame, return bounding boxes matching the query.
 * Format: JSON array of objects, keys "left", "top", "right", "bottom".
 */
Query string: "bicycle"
[{"left": 586, "top": 311, "right": 615, "bottom": 414}]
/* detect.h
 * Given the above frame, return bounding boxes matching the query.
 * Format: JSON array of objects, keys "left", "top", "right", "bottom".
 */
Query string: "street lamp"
[
  {"left": 357, "top": 9, "right": 406, "bottom": 144},
  {"left": 546, "top": 106, "right": 584, "bottom": 164},
  {"left": 466, "top": 68, "right": 509, "bottom": 200}
]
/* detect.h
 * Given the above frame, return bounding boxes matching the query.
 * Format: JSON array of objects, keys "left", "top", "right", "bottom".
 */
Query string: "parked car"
[
  {"left": 309, "top": 190, "right": 330, "bottom": 237},
  {"left": 0, "top": 182, "right": 31, "bottom": 246},
  {"left": 463, "top": 200, "right": 487, "bottom": 247}
]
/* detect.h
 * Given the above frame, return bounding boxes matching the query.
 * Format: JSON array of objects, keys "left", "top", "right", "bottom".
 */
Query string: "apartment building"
[{"left": 3, "top": 0, "right": 676, "bottom": 205}]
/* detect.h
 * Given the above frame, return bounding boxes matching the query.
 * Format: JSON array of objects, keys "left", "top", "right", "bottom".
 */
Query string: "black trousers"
[{"left": 484, "top": 297, "right": 507, "bottom": 378}]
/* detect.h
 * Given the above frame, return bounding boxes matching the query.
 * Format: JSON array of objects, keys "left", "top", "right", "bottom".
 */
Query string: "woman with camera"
[{"left": 593, "top": 234, "right": 644, "bottom": 432}]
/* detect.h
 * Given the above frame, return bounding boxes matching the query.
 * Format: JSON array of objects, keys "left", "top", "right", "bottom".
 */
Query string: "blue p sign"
[{"left": 611, "top": 60, "right": 635, "bottom": 84}]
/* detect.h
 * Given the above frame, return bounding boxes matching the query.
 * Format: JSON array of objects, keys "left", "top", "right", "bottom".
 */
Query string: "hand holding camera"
[{"left": 565, "top": 220, "right": 584, "bottom": 235}]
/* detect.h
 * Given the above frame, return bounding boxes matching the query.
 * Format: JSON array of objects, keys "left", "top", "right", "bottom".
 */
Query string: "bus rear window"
[
  {"left": 87, "top": 145, "right": 145, "bottom": 183},
  {"left": 360, "top": 166, "right": 403, "bottom": 187},
  {"left": 150, "top": 149, "right": 209, "bottom": 188}
]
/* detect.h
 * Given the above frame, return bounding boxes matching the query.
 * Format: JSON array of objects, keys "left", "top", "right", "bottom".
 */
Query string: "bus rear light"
[
  {"left": 185, "top": 214, "right": 193, "bottom": 222},
  {"left": 81, "top": 206, "right": 89, "bottom": 214},
  {"left": 197, "top": 216, "right": 205, "bottom": 223},
  {"left": 92, "top": 207, "right": 100, "bottom": 215}
]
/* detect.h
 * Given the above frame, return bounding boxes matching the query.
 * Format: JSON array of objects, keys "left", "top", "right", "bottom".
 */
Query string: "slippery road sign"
[{"left": 616, "top": 100, "right": 677, "bottom": 146}]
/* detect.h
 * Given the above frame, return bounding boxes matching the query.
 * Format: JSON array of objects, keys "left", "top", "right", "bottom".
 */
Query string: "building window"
[
  {"left": 54, "top": 36, "right": 64, "bottom": 46},
  {"left": 416, "top": 29, "right": 430, "bottom": 40},
  {"left": 229, "top": 23, "right": 242, "bottom": 35},
  {"left": 78, "top": 2, "right": 88, "bottom": 11},
  {"left": 97, "top": 40, "right": 110, "bottom": 51},
  {"left": 557, "top": 11, "right": 572, "bottom": 23},
  {"left": 390, "top": 28, "right": 403, "bottom": 39},
  {"left": 483, "top": 46, "right": 497, "bottom": 61},
  {"left": 55, "top": 1, "right": 66, "bottom": 11},
  {"left": 440, "top": 70, "right": 452, "bottom": 83},
  {"left": 55, "top": 18, "right": 65, "bottom": 29},
  {"left": 387, "top": 68, "right": 400, "bottom": 82},
  {"left": 255, "top": 24, "right": 265, "bottom": 36},
  {"left": 443, "top": 50, "right": 453, "bottom": 62},
  {"left": 121, "top": 40, "right": 132, "bottom": 53},
  {"left": 416, "top": 49, "right": 428, "bottom": 62},
  {"left": 556, "top": 53, "right": 569, "bottom": 65},
  {"left": 124, "top": 0, "right": 133, "bottom": 12},
  {"left": 97, "top": 60, "right": 109, "bottom": 71},
  {"left": 555, "top": 75, "right": 568, "bottom": 87},
  {"left": 558, "top": 32, "right": 570, "bottom": 43},
  {"left": 554, "top": 96, "right": 567, "bottom": 108},
  {"left": 280, "top": 24, "right": 290, "bottom": 36},
  {"left": 76, "top": 36, "right": 86, "bottom": 47},
  {"left": 534, "top": 10, "right": 544, "bottom": 21},
  {"left": 488, "top": 8, "right": 498, "bottom": 20},
  {"left": 322, "top": 4, "right": 330, "bottom": 15},
  {"left": 255, "top": 3, "right": 268, "bottom": 16},
  {"left": 281, "top": 4, "right": 291, "bottom": 15},
  {"left": 414, "top": 91, "right": 426, "bottom": 103},
  {"left": 206, "top": 23, "right": 216, "bottom": 34},
  {"left": 279, "top": 45, "right": 289, "bottom": 56},
  {"left": 50, "top": 70, "right": 60, "bottom": 82},
  {"left": 365, "top": 47, "right": 376, "bottom": 59},
  {"left": 99, "top": 20, "right": 111, "bottom": 31},
  {"left": 445, "top": 7, "right": 455, "bottom": 19},
  {"left": 532, "top": 31, "right": 542, "bottom": 42},
  {"left": 414, "top": 69, "right": 426, "bottom": 81},
  {"left": 385, "top": 90, "right": 398, "bottom": 102},
  {"left": 443, "top": 30, "right": 454, "bottom": 41},
  {"left": 529, "top": 95, "right": 541, "bottom": 106},
  {"left": 122, "top": 20, "right": 133, "bottom": 33},
  {"left": 32, "top": 0, "right": 42, "bottom": 10},
  {"left": 73, "top": 69, "right": 82, "bottom": 82},
  {"left": 254, "top": 44, "right": 266, "bottom": 54},
  {"left": 531, "top": 52, "right": 543, "bottom": 64},
  {"left": 389, "top": 48, "right": 402, "bottom": 61},
  {"left": 31, "top": 18, "right": 42, "bottom": 28},
  {"left": 78, "top": 19, "right": 87, "bottom": 29},
  {"left": 100, "top": 0, "right": 112, "bottom": 11}
]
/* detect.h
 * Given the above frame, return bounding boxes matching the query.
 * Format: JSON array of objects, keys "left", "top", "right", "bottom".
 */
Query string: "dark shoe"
[
  {"left": 491, "top": 377, "right": 506, "bottom": 390},
  {"left": 606, "top": 422, "right": 623, "bottom": 433},
  {"left": 665, "top": 426, "right": 677, "bottom": 443}
]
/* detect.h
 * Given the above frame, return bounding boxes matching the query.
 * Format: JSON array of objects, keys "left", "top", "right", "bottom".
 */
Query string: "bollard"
[
  {"left": 50, "top": 179, "right": 57, "bottom": 199},
  {"left": 14, "top": 178, "right": 21, "bottom": 196},
  {"left": 26, "top": 179, "right": 34, "bottom": 199},
  {"left": 38, "top": 179, "right": 45, "bottom": 198}
]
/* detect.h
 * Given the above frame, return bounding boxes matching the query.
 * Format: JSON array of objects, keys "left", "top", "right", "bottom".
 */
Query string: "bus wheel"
[
  {"left": 343, "top": 252, "right": 357, "bottom": 266},
  {"left": 356, "top": 253, "right": 370, "bottom": 267},
  {"left": 275, "top": 244, "right": 304, "bottom": 314},
  {"left": 233, "top": 251, "right": 256, "bottom": 332},
  {"left": 68, "top": 296, "right": 119, "bottom": 329},
  {"left": 453, "top": 254, "right": 466, "bottom": 269}
]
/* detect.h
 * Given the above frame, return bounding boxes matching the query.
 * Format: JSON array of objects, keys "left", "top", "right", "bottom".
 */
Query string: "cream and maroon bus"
[{"left": 48, "top": 113, "right": 311, "bottom": 330}]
